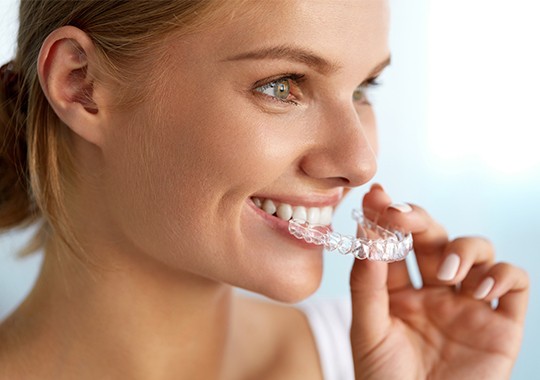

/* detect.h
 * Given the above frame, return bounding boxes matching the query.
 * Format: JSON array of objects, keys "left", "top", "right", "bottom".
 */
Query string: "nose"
[{"left": 299, "top": 101, "right": 377, "bottom": 187}]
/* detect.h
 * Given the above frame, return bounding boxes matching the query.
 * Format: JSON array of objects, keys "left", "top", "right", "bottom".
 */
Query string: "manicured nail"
[
  {"left": 473, "top": 277, "right": 495, "bottom": 300},
  {"left": 437, "top": 253, "right": 461, "bottom": 281},
  {"left": 388, "top": 203, "right": 413, "bottom": 213}
]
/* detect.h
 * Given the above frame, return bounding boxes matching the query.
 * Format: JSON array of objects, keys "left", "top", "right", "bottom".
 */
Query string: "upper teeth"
[{"left": 252, "top": 197, "right": 333, "bottom": 225}]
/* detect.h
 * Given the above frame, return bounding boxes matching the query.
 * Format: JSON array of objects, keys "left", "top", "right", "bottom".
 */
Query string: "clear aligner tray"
[{"left": 288, "top": 209, "right": 413, "bottom": 262}]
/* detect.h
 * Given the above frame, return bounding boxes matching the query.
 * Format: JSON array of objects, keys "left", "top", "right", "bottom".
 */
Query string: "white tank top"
[{"left": 296, "top": 297, "right": 355, "bottom": 380}]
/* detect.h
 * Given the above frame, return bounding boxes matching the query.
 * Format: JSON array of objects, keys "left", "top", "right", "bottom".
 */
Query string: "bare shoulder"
[{"left": 233, "top": 295, "right": 323, "bottom": 380}]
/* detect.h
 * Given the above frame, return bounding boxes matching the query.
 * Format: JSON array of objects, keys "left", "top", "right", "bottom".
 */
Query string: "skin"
[{"left": 0, "top": 1, "right": 529, "bottom": 379}]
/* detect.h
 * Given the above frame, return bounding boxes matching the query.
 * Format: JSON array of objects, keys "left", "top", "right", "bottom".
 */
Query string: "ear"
[{"left": 37, "top": 26, "right": 106, "bottom": 147}]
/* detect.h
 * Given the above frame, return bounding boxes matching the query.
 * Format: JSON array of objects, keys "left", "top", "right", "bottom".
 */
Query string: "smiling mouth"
[{"left": 249, "top": 196, "right": 334, "bottom": 226}]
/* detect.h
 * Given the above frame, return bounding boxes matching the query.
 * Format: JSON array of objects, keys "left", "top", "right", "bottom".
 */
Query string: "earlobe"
[{"left": 37, "top": 26, "right": 104, "bottom": 146}]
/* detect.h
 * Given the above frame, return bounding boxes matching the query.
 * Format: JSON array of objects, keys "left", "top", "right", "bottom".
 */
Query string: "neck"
[{"left": 5, "top": 240, "right": 238, "bottom": 380}]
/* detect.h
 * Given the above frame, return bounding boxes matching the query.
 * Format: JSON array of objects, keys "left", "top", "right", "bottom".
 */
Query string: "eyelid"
[
  {"left": 253, "top": 73, "right": 305, "bottom": 89},
  {"left": 360, "top": 75, "right": 382, "bottom": 88}
]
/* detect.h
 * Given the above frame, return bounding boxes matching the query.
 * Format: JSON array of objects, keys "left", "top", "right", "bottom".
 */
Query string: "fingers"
[
  {"left": 362, "top": 185, "right": 448, "bottom": 288},
  {"left": 435, "top": 242, "right": 529, "bottom": 323},
  {"left": 362, "top": 186, "right": 431, "bottom": 236},
  {"left": 387, "top": 260, "right": 412, "bottom": 292},
  {"left": 361, "top": 185, "right": 414, "bottom": 291},
  {"left": 392, "top": 204, "right": 447, "bottom": 250},
  {"left": 352, "top": 184, "right": 529, "bottom": 357},
  {"left": 433, "top": 237, "right": 495, "bottom": 286},
  {"left": 361, "top": 183, "right": 392, "bottom": 221},
  {"left": 473, "top": 263, "right": 530, "bottom": 324},
  {"left": 363, "top": 185, "right": 448, "bottom": 252},
  {"left": 350, "top": 257, "right": 392, "bottom": 352}
]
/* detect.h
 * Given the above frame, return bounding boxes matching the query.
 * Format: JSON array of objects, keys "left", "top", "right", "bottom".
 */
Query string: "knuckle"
[
  {"left": 492, "top": 261, "right": 512, "bottom": 273},
  {"left": 492, "top": 263, "right": 530, "bottom": 289},
  {"left": 479, "top": 236, "right": 495, "bottom": 252},
  {"left": 491, "top": 261, "right": 526, "bottom": 278},
  {"left": 516, "top": 266, "right": 530, "bottom": 286},
  {"left": 448, "top": 236, "right": 495, "bottom": 260},
  {"left": 520, "top": 268, "right": 531, "bottom": 288}
]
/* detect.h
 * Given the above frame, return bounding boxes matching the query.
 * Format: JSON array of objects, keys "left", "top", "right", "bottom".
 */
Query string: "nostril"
[
  {"left": 299, "top": 161, "right": 350, "bottom": 186},
  {"left": 333, "top": 176, "right": 351, "bottom": 186},
  {"left": 327, "top": 176, "right": 353, "bottom": 188}
]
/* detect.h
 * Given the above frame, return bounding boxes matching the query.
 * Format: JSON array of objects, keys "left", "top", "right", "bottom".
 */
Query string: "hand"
[{"left": 349, "top": 184, "right": 529, "bottom": 380}]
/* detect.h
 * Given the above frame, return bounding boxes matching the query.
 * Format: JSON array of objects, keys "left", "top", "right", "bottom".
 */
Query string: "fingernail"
[
  {"left": 473, "top": 277, "right": 495, "bottom": 300},
  {"left": 437, "top": 253, "right": 461, "bottom": 281},
  {"left": 388, "top": 203, "right": 412, "bottom": 213},
  {"left": 370, "top": 183, "right": 384, "bottom": 192}
]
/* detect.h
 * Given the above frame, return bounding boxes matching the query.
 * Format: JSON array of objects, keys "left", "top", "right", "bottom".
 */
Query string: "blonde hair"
[{"left": 0, "top": 0, "right": 231, "bottom": 262}]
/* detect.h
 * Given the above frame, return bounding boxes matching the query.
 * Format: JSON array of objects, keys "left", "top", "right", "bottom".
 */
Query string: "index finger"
[
  {"left": 388, "top": 204, "right": 448, "bottom": 253},
  {"left": 363, "top": 186, "right": 448, "bottom": 251}
]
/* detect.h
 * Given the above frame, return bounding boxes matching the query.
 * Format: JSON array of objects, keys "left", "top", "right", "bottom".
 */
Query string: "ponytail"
[
  {"left": 1, "top": 0, "right": 242, "bottom": 261},
  {"left": 0, "top": 60, "right": 43, "bottom": 256}
]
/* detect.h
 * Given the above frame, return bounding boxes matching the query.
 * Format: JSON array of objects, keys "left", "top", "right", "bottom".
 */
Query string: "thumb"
[
  {"left": 350, "top": 183, "right": 394, "bottom": 353},
  {"left": 350, "top": 242, "right": 392, "bottom": 354}
]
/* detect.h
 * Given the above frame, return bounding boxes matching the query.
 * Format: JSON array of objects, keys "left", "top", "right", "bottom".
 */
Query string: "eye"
[
  {"left": 253, "top": 74, "right": 304, "bottom": 105},
  {"left": 353, "top": 77, "right": 381, "bottom": 105},
  {"left": 353, "top": 85, "right": 369, "bottom": 103}
]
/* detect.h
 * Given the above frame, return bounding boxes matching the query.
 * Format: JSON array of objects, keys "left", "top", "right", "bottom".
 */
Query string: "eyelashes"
[{"left": 252, "top": 73, "right": 382, "bottom": 106}]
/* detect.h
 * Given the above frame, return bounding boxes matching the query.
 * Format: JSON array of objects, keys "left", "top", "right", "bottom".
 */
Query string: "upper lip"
[{"left": 250, "top": 189, "right": 344, "bottom": 208}]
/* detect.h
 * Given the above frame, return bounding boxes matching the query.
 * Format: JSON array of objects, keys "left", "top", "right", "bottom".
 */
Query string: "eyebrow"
[
  {"left": 224, "top": 45, "right": 341, "bottom": 74},
  {"left": 368, "top": 55, "right": 392, "bottom": 77},
  {"left": 223, "top": 44, "right": 391, "bottom": 77}
]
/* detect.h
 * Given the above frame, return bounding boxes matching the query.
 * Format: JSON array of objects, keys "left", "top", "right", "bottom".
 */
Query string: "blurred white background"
[{"left": 1, "top": 0, "right": 539, "bottom": 378}]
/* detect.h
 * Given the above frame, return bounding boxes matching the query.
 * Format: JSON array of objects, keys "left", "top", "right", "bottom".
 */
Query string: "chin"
[
  {"left": 242, "top": 259, "right": 324, "bottom": 304},
  {"left": 262, "top": 286, "right": 320, "bottom": 304}
]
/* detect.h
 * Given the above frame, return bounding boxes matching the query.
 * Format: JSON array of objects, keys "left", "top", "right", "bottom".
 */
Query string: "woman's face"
[{"left": 100, "top": 0, "right": 390, "bottom": 302}]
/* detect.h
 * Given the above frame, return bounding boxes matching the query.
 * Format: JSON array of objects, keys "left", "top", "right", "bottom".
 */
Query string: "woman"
[{"left": 0, "top": 0, "right": 529, "bottom": 379}]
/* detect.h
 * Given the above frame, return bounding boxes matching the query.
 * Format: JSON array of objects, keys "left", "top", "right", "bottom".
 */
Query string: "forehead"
[{"left": 178, "top": 0, "right": 390, "bottom": 74}]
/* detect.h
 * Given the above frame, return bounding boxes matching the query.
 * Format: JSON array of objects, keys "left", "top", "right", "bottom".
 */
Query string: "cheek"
[
  {"left": 101, "top": 90, "right": 301, "bottom": 252},
  {"left": 155, "top": 92, "right": 302, "bottom": 194},
  {"left": 99, "top": 98, "right": 320, "bottom": 294}
]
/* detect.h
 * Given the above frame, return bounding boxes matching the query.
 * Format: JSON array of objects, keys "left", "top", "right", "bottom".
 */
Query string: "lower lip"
[{"left": 246, "top": 199, "right": 326, "bottom": 250}]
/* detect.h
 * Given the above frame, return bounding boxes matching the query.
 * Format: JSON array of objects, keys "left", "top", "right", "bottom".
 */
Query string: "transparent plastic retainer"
[{"left": 288, "top": 209, "right": 413, "bottom": 262}]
